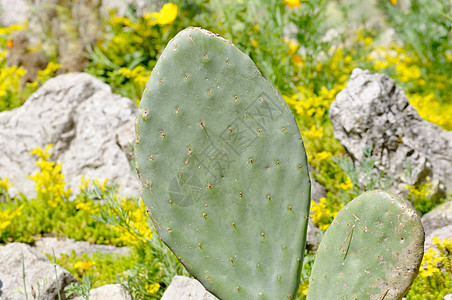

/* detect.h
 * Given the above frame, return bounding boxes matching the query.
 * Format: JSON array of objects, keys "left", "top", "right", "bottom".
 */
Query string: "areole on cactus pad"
[{"left": 134, "top": 27, "right": 311, "bottom": 299}]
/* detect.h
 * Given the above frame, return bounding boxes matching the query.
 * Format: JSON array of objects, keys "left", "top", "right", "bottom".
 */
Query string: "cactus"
[
  {"left": 135, "top": 27, "right": 311, "bottom": 299},
  {"left": 307, "top": 190, "right": 425, "bottom": 300}
]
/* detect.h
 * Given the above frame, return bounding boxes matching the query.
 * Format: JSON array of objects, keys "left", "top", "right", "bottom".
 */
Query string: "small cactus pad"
[
  {"left": 307, "top": 190, "right": 424, "bottom": 300},
  {"left": 135, "top": 27, "right": 310, "bottom": 299}
]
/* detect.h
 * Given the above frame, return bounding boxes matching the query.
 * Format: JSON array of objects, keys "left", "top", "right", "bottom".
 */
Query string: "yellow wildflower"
[
  {"left": 302, "top": 125, "right": 323, "bottom": 139},
  {"left": 119, "top": 66, "right": 151, "bottom": 87},
  {"left": 310, "top": 198, "right": 338, "bottom": 230},
  {"left": 145, "top": 283, "right": 160, "bottom": 294},
  {"left": 28, "top": 144, "right": 71, "bottom": 207},
  {"left": 114, "top": 198, "right": 153, "bottom": 246},
  {"left": 314, "top": 151, "right": 331, "bottom": 162},
  {"left": 250, "top": 39, "right": 259, "bottom": 48},
  {"left": 151, "top": 3, "right": 178, "bottom": 25},
  {"left": 0, "top": 24, "right": 24, "bottom": 35},
  {"left": 0, "top": 177, "right": 13, "bottom": 192},
  {"left": 0, "top": 204, "right": 24, "bottom": 230},
  {"left": 390, "top": 0, "right": 397, "bottom": 4},
  {"left": 335, "top": 177, "right": 353, "bottom": 190},
  {"left": 284, "top": 0, "right": 301, "bottom": 7},
  {"left": 74, "top": 261, "right": 95, "bottom": 270}
]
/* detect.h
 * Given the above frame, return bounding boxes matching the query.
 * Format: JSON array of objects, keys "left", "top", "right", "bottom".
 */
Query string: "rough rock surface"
[
  {"left": 0, "top": 72, "right": 140, "bottom": 199},
  {"left": 306, "top": 219, "right": 320, "bottom": 249},
  {"left": 330, "top": 68, "right": 452, "bottom": 195},
  {"left": 421, "top": 201, "right": 452, "bottom": 236},
  {"left": 0, "top": 0, "right": 28, "bottom": 26},
  {"left": 161, "top": 276, "right": 218, "bottom": 300},
  {"left": 73, "top": 284, "right": 131, "bottom": 300},
  {"left": 424, "top": 225, "right": 452, "bottom": 252},
  {"left": 0, "top": 243, "right": 77, "bottom": 300},
  {"left": 34, "top": 237, "right": 130, "bottom": 257}
]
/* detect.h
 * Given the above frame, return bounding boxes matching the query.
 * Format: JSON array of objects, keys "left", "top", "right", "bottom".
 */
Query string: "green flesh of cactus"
[
  {"left": 307, "top": 190, "right": 424, "bottom": 300},
  {"left": 135, "top": 27, "right": 311, "bottom": 299}
]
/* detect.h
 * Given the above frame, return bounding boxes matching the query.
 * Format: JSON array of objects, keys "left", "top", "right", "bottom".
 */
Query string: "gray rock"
[
  {"left": 0, "top": 72, "right": 140, "bottom": 199},
  {"left": 73, "top": 284, "right": 131, "bottom": 300},
  {"left": 306, "top": 219, "right": 320, "bottom": 249},
  {"left": 309, "top": 164, "right": 326, "bottom": 202},
  {"left": 34, "top": 237, "right": 130, "bottom": 258},
  {"left": 330, "top": 68, "right": 452, "bottom": 195},
  {"left": 0, "top": 0, "right": 28, "bottom": 26},
  {"left": 424, "top": 225, "right": 452, "bottom": 253},
  {"left": 161, "top": 276, "right": 218, "bottom": 300},
  {"left": 0, "top": 243, "right": 77, "bottom": 300},
  {"left": 421, "top": 201, "right": 452, "bottom": 236}
]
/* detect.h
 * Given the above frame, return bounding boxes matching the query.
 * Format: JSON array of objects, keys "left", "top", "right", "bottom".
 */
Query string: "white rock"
[
  {"left": 421, "top": 200, "right": 452, "bottom": 236},
  {"left": 0, "top": 72, "right": 140, "bottom": 199},
  {"left": 424, "top": 224, "right": 452, "bottom": 253},
  {"left": 330, "top": 68, "right": 452, "bottom": 195},
  {"left": 0, "top": 243, "right": 77, "bottom": 300},
  {"left": 161, "top": 276, "right": 218, "bottom": 300},
  {"left": 73, "top": 284, "right": 131, "bottom": 300},
  {"left": 0, "top": 0, "right": 28, "bottom": 26}
]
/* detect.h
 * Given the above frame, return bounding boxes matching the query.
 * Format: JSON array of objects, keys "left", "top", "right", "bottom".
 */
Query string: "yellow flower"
[
  {"left": 302, "top": 125, "right": 324, "bottom": 139},
  {"left": 28, "top": 144, "right": 71, "bottom": 207},
  {"left": 284, "top": 0, "right": 301, "bottom": 7},
  {"left": 145, "top": 283, "right": 160, "bottom": 294},
  {"left": 310, "top": 198, "right": 339, "bottom": 230},
  {"left": 74, "top": 261, "right": 95, "bottom": 270},
  {"left": 0, "top": 177, "right": 13, "bottom": 191},
  {"left": 335, "top": 177, "right": 353, "bottom": 190},
  {"left": 151, "top": 3, "right": 178, "bottom": 25},
  {"left": 390, "top": 0, "right": 397, "bottom": 4}
]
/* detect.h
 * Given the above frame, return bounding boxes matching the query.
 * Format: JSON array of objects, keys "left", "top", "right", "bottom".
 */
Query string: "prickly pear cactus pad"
[
  {"left": 307, "top": 190, "right": 424, "bottom": 300},
  {"left": 135, "top": 27, "right": 310, "bottom": 299}
]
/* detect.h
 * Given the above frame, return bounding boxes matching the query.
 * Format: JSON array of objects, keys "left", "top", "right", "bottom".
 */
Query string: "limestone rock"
[
  {"left": 308, "top": 164, "right": 326, "bottom": 202},
  {"left": 73, "top": 284, "right": 131, "bottom": 300},
  {"left": 161, "top": 276, "right": 218, "bottom": 300},
  {"left": 0, "top": 243, "right": 77, "bottom": 300},
  {"left": 306, "top": 219, "right": 320, "bottom": 249},
  {"left": 0, "top": 0, "right": 28, "bottom": 26},
  {"left": 330, "top": 68, "right": 452, "bottom": 195},
  {"left": 421, "top": 201, "right": 452, "bottom": 236},
  {"left": 34, "top": 237, "right": 130, "bottom": 257},
  {"left": 424, "top": 225, "right": 452, "bottom": 253},
  {"left": 0, "top": 73, "right": 140, "bottom": 199}
]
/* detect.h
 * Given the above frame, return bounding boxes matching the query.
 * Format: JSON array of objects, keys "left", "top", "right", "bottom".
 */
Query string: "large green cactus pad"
[
  {"left": 307, "top": 190, "right": 424, "bottom": 300},
  {"left": 135, "top": 27, "right": 310, "bottom": 299}
]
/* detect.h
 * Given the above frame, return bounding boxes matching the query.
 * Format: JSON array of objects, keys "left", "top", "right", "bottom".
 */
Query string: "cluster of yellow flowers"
[
  {"left": 26, "top": 62, "right": 62, "bottom": 89},
  {"left": 145, "top": 282, "right": 160, "bottom": 295},
  {"left": 111, "top": 3, "right": 177, "bottom": 32},
  {"left": 114, "top": 197, "right": 154, "bottom": 246},
  {"left": 409, "top": 93, "right": 452, "bottom": 130},
  {"left": 310, "top": 198, "right": 339, "bottom": 230},
  {"left": 119, "top": 66, "right": 151, "bottom": 88},
  {"left": 367, "top": 43, "right": 452, "bottom": 130},
  {"left": 28, "top": 144, "right": 71, "bottom": 207},
  {"left": 0, "top": 176, "right": 13, "bottom": 193},
  {"left": 1, "top": 23, "right": 61, "bottom": 111},
  {"left": 419, "top": 237, "right": 452, "bottom": 278},
  {"left": 0, "top": 204, "right": 24, "bottom": 231}
]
